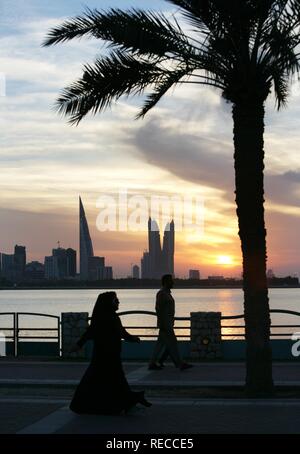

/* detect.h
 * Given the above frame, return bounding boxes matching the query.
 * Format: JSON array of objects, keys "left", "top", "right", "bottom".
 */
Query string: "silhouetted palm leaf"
[{"left": 56, "top": 51, "right": 167, "bottom": 125}]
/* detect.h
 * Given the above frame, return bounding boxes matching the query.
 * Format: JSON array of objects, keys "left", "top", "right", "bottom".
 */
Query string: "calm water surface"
[{"left": 0, "top": 288, "right": 299, "bottom": 338}]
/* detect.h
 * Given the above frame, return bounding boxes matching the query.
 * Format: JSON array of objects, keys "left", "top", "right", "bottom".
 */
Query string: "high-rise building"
[
  {"left": 0, "top": 253, "right": 15, "bottom": 281},
  {"left": 79, "top": 197, "right": 94, "bottom": 280},
  {"left": 24, "top": 262, "right": 45, "bottom": 281},
  {"left": 66, "top": 248, "right": 77, "bottom": 277},
  {"left": 162, "top": 220, "right": 175, "bottom": 276},
  {"left": 88, "top": 256, "right": 105, "bottom": 281},
  {"left": 52, "top": 247, "right": 68, "bottom": 279},
  {"left": 189, "top": 269, "right": 200, "bottom": 280},
  {"left": 148, "top": 218, "right": 162, "bottom": 280},
  {"left": 141, "top": 252, "right": 150, "bottom": 279},
  {"left": 14, "top": 245, "right": 26, "bottom": 281},
  {"left": 0, "top": 247, "right": 27, "bottom": 282},
  {"left": 132, "top": 265, "right": 140, "bottom": 279},
  {"left": 44, "top": 256, "right": 58, "bottom": 280},
  {"left": 141, "top": 218, "right": 175, "bottom": 279},
  {"left": 44, "top": 247, "right": 77, "bottom": 280},
  {"left": 102, "top": 266, "right": 113, "bottom": 280}
]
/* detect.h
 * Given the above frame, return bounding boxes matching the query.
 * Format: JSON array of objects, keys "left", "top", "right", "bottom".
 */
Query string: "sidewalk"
[
  {"left": 0, "top": 397, "right": 299, "bottom": 434},
  {"left": 0, "top": 360, "right": 300, "bottom": 387},
  {"left": 0, "top": 360, "right": 300, "bottom": 434}
]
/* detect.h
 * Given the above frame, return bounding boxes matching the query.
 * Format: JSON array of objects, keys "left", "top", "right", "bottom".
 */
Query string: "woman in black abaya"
[{"left": 69, "top": 291, "right": 151, "bottom": 415}]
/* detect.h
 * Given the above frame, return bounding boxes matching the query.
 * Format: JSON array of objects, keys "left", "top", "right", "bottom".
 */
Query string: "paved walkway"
[
  {"left": 0, "top": 397, "right": 298, "bottom": 434},
  {"left": 0, "top": 360, "right": 300, "bottom": 434},
  {"left": 0, "top": 360, "right": 300, "bottom": 387}
]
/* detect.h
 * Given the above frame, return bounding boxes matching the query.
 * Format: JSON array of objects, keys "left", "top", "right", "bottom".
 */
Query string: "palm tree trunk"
[{"left": 232, "top": 101, "right": 274, "bottom": 396}]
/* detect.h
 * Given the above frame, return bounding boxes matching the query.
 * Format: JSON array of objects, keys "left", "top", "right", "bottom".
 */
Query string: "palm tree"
[{"left": 44, "top": 0, "right": 300, "bottom": 395}]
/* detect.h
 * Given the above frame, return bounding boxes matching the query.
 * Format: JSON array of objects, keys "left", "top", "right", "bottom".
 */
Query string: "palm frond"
[
  {"left": 137, "top": 67, "right": 189, "bottom": 118},
  {"left": 44, "top": 0, "right": 300, "bottom": 120},
  {"left": 44, "top": 7, "right": 199, "bottom": 61},
  {"left": 269, "top": 67, "right": 289, "bottom": 108},
  {"left": 43, "top": 10, "right": 97, "bottom": 46},
  {"left": 56, "top": 51, "right": 165, "bottom": 125}
]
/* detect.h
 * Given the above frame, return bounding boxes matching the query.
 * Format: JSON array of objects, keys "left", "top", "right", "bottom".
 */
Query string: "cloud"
[{"left": 133, "top": 118, "right": 300, "bottom": 215}]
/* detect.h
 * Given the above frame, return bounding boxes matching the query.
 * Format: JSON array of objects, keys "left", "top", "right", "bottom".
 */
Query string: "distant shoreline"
[{"left": 0, "top": 285, "right": 299, "bottom": 290}]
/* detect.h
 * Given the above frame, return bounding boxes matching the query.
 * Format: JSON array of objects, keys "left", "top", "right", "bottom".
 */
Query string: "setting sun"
[{"left": 217, "top": 255, "right": 234, "bottom": 266}]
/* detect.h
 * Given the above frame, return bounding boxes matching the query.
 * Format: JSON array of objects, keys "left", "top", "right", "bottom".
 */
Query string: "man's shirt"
[{"left": 155, "top": 287, "right": 175, "bottom": 331}]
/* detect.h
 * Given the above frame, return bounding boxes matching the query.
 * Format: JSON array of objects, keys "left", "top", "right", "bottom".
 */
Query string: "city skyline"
[{"left": 1, "top": 0, "right": 300, "bottom": 278}]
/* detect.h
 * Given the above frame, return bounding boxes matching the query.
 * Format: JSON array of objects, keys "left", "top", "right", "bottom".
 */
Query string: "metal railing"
[
  {"left": 0, "top": 312, "right": 60, "bottom": 356},
  {"left": 221, "top": 309, "right": 300, "bottom": 339},
  {"left": 118, "top": 310, "right": 190, "bottom": 339},
  {"left": 0, "top": 312, "right": 16, "bottom": 355},
  {"left": 2, "top": 308, "right": 300, "bottom": 357},
  {"left": 118, "top": 310, "right": 300, "bottom": 340}
]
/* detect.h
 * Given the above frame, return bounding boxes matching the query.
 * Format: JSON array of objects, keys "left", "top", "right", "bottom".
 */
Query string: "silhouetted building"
[
  {"left": 189, "top": 269, "right": 200, "bottom": 280},
  {"left": 44, "top": 256, "right": 58, "bottom": 280},
  {"left": 162, "top": 220, "right": 175, "bottom": 276},
  {"left": 52, "top": 247, "right": 67, "bottom": 279},
  {"left": 80, "top": 197, "right": 94, "bottom": 280},
  {"left": 14, "top": 245, "right": 26, "bottom": 281},
  {"left": 66, "top": 248, "right": 77, "bottom": 277},
  {"left": 0, "top": 253, "right": 15, "bottom": 281},
  {"left": 132, "top": 265, "right": 140, "bottom": 279},
  {"left": 44, "top": 247, "right": 77, "bottom": 280},
  {"left": 102, "top": 266, "right": 113, "bottom": 280},
  {"left": 88, "top": 256, "right": 105, "bottom": 281},
  {"left": 141, "top": 218, "right": 175, "bottom": 279},
  {"left": 208, "top": 275, "right": 225, "bottom": 280},
  {"left": 148, "top": 218, "right": 162, "bottom": 279},
  {"left": 267, "top": 269, "right": 275, "bottom": 279},
  {"left": 24, "top": 261, "right": 44, "bottom": 281},
  {"left": 141, "top": 252, "right": 150, "bottom": 279}
]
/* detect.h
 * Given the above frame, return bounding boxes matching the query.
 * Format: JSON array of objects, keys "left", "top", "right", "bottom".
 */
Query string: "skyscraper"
[
  {"left": 79, "top": 197, "right": 94, "bottom": 280},
  {"left": 14, "top": 245, "right": 26, "bottom": 281},
  {"left": 141, "top": 218, "right": 175, "bottom": 279},
  {"left": 52, "top": 247, "right": 68, "bottom": 279},
  {"left": 148, "top": 218, "right": 162, "bottom": 279},
  {"left": 66, "top": 248, "right": 77, "bottom": 277},
  {"left": 162, "top": 220, "right": 175, "bottom": 276},
  {"left": 141, "top": 252, "right": 150, "bottom": 279},
  {"left": 132, "top": 265, "right": 140, "bottom": 279}
]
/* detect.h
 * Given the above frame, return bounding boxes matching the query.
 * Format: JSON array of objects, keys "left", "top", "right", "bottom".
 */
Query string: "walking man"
[{"left": 149, "top": 274, "right": 193, "bottom": 371}]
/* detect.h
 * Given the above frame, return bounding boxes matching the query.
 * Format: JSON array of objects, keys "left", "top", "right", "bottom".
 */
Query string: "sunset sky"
[{"left": 1, "top": 0, "right": 300, "bottom": 278}]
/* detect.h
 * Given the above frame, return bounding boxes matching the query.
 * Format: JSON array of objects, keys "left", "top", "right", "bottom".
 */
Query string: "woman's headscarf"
[{"left": 90, "top": 291, "right": 117, "bottom": 326}]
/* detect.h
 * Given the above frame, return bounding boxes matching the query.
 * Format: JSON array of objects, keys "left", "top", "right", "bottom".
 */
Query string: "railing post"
[
  {"left": 61, "top": 312, "right": 89, "bottom": 359},
  {"left": 190, "top": 312, "right": 222, "bottom": 360},
  {"left": 14, "top": 313, "right": 18, "bottom": 357}
]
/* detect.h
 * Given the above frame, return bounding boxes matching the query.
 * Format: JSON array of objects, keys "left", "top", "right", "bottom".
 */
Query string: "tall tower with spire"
[{"left": 79, "top": 197, "right": 94, "bottom": 280}]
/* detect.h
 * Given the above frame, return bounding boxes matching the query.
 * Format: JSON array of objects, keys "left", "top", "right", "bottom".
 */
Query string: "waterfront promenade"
[{"left": 1, "top": 359, "right": 300, "bottom": 434}]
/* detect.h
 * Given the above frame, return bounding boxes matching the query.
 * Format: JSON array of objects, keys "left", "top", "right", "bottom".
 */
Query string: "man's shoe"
[
  {"left": 148, "top": 363, "right": 163, "bottom": 370},
  {"left": 179, "top": 363, "right": 194, "bottom": 371}
]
